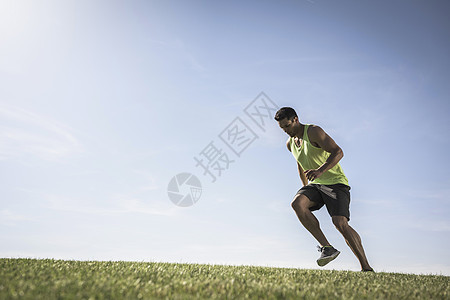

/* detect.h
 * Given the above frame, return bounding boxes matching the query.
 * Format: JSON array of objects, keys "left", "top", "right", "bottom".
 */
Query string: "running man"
[{"left": 274, "top": 107, "right": 373, "bottom": 272}]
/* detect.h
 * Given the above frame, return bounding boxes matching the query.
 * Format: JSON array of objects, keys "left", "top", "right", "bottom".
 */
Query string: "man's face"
[{"left": 278, "top": 117, "right": 297, "bottom": 137}]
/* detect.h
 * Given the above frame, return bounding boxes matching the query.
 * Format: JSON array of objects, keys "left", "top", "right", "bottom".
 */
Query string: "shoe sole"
[
  {"left": 361, "top": 269, "right": 375, "bottom": 272},
  {"left": 317, "top": 250, "right": 340, "bottom": 267}
]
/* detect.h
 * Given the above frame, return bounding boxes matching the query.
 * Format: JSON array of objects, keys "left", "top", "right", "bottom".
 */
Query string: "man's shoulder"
[
  {"left": 306, "top": 124, "right": 322, "bottom": 137},
  {"left": 286, "top": 137, "right": 292, "bottom": 152},
  {"left": 307, "top": 124, "right": 321, "bottom": 131},
  {"left": 306, "top": 124, "right": 327, "bottom": 146}
]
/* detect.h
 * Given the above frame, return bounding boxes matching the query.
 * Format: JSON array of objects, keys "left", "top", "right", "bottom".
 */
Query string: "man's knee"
[
  {"left": 332, "top": 216, "right": 349, "bottom": 231},
  {"left": 291, "top": 194, "right": 313, "bottom": 212}
]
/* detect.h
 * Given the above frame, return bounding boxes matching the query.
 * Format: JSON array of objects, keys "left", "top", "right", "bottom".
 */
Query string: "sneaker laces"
[{"left": 317, "top": 245, "right": 332, "bottom": 252}]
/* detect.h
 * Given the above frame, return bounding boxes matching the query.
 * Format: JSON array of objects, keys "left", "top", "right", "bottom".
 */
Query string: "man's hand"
[{"left": 304, "top": 169, "right": 324, "bottom": 181}]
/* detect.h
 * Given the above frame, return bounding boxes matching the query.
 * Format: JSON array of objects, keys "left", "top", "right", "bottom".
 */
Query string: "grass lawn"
[{"left": 0, "top": 258, "right": 448, "bottom": 299}]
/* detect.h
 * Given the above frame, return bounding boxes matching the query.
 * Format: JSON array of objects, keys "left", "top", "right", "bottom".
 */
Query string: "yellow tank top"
[{"left": 290, "top": 124, "right": 349, "bottom": 186}]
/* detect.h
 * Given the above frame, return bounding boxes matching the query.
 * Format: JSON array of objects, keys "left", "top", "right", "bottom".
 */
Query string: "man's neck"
[{"left": 295, "top": 124, "right": 305, "bottom": 139}]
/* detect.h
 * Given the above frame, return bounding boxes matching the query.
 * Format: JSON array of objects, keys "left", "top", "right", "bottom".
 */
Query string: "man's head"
[{"left": 274, "top": 107, "right": 301, "bottom": 137}]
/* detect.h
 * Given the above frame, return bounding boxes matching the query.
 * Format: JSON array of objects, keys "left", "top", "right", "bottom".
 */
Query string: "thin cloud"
[
  {"left": 162, "top": 38, "right": 207, "bottom": 73},
  {"left": 44, "top": 193, "right": 179, "bottom": 217},
  {"left": 404, "top": 219, "right": 450, "bottom": 233},
  {"left": 0, "top": 104, "right": 84, "bottom": 162},
  {"left": 404, "top": 188, "right": 450, "bottom": 201},
  {"left": 0, "top": 209, "right": 35, "bottom": 226},
  {"left": 184, "top": 236, "right": 289, "bottom": 254},
  {"left": 132, "top": 170, "right": 159, "bottom": 191},
  {"left": 253, "top": 56, "right": 330, "bottom": 66}
]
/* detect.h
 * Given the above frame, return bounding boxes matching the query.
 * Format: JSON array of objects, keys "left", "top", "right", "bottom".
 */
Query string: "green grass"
[{"left": 0, "top": 258, "right": 448, "bottom": 299}]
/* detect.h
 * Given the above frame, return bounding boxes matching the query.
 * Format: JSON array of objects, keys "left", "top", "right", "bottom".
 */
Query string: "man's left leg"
[{"left": 332, "top": 216, "right": 373, "bottom": 271}]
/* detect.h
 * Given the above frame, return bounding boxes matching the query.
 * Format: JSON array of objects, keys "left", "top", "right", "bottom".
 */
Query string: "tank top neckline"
[{"left": 293, "top": 124, "right": 309, "bottom": 148}]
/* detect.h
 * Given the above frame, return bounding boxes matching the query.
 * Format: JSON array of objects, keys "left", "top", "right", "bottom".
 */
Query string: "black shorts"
[{"left": 295, "top": 183, "right": 351, "bottom": 221}]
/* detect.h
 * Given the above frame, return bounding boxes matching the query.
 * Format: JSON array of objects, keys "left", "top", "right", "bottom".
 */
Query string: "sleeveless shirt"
[{"left": 289, "top": 124, "right": 349, "bottom": 186}]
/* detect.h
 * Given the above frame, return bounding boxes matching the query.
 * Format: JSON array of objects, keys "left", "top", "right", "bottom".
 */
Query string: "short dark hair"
[{"left": 274, "top": 107, "right": 298, "bottom": 121}]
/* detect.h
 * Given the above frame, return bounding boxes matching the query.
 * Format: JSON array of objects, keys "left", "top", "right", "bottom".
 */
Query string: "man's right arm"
[
  {"left": 286, "top": 139, "right": 308, "bottom": 186},
  {"left": 297, "top": 162, "right": 308, "bottom": 186}
]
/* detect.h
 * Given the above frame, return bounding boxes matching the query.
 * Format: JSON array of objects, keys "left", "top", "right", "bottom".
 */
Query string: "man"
[{"left": 274, "top": 107, "right": 373, "bottom": 272}]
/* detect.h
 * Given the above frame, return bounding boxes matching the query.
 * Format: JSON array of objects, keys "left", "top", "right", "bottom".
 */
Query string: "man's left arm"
[{"left": 304, "top": 126, "right": 344, "bottom": 182}]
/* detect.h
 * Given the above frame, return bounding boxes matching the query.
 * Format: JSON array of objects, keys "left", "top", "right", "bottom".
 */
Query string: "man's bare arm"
[
  {"left": 287, "top": 139, "right": 308, "bottom": 186},
  {"left": 304, "top": 125, "right": 344, "bottom": 181},
  {"left": 297, "top": 162, "right": 308, "bottom": 186},
  {"left": 286, "top": 139, "right": 291, "bottom": 152}
]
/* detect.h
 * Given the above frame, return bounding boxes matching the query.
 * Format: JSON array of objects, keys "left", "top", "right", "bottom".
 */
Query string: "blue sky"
[{"left": 1, "top": 0, "right": 449, "bottom": 275}]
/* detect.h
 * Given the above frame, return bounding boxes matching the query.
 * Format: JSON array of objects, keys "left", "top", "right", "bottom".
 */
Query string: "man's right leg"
[{"left": 291, "top": 194, "right": 330, "bottom": 247}]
